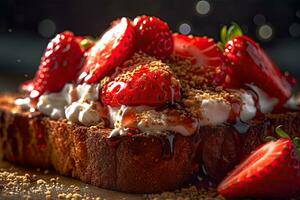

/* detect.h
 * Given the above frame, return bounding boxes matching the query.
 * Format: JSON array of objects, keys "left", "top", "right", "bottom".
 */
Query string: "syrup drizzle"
[{"left": 160, "top": 133, "right": 175, "bottom": 159}]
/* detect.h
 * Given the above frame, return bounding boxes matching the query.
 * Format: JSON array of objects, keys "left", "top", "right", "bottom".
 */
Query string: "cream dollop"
[
  {"left": 108, "top": 106, "right": 198, "bottom": 137},
  {"left": 15, "top": 97, "right": 35, "bottom": 112},
  {"left": 247, "top": 84, "right": 279, "bottom": 113},
  {"left": 284, "top": 95, "right": 300, "bottom": 110},
  {"left": 240, "top": 91, "right": 257, "bottom": 121},
  {"left": 198, "top": 99, "right": 231, "bottom": 126},
  {"left": 37, "top": 83, "right": 101, "bottom": 126}
]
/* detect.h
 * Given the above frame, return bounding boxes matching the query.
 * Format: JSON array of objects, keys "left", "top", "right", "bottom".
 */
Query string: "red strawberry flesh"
[
  {"left": 172, "top": 34, "right": 226, "bottom": 86},
  {"left": 218, "top": 138, "right": 300, "bottom": 198},
  {"left": 224, "top": 36, "right": 292, "bottom": 104},
  {"left": 102, "top": 64, "right": 181, "bottom": 107},
  {"left": 79, "top": 17, "right": 136, "bottom": 83},
  {"left": 133, "top": 15, "right": 173, "bottom": 58},
  {"left": 28, "top": 31, "right": 85, "bottom": 98}
]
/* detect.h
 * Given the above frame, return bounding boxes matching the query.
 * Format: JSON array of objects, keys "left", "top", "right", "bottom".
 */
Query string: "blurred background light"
[
  {"left": 178, "top": 23, "right": 192, "bottom": 35},
  {"left": 297, "top": 10, "right": 300, "bottom": 18},
  {"left": 253, "top": 14, "right": 266, "bottom": 26},
  {"left": 289, "top": 23, "right": 300, "bottom": 37},
  {"left": 195, "top": 0, "right": 210, "bottom": 15},
  {"left": 258, "top": 24, "right": 273, "bottom": 40},
  {"left": 0, "top": 0, "right": 299, "bottom": 92},
  {"left": 38, "top": 19, "right": 56, "bottom": 38}
]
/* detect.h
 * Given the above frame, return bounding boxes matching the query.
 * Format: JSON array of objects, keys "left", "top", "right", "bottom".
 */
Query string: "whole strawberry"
[
  {"left": 222, "top": 23, "right": 294, "bottom": 105},
  {"left": 218, "top": 127, "right": 300, "bottom": 198},
  {"left": 133, "top": 15, "right": 173, "bottom": 58},
  {"left": 79, "top": 17, "right": 136, "bottom": 83},
  {"left": 22, "top": 31, "right": 92, "bottom": 98},
  {"left": 101, "top": 62, "right": 181, "bottom": 107}
]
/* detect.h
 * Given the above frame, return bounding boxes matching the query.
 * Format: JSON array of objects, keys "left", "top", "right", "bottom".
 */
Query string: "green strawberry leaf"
[
  {"left": 220, "top": 22, "right": 243, "bottom": 46},
  {"left": 275, "top": 126, "right": 290, "bottom": 139},
  {"left": 293, "top": 137, "right": 300, "bottom": 149},
  {"left": 220, "top": 25, "right": 228, "bottom": 46},
  {"left": 227, "top": 22, "right": 243, "bottom": 41}
]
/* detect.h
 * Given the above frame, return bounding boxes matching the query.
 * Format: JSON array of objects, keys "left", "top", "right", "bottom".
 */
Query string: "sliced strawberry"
[
  {"left": 25, "top": 31, "right": 87, "bottom": 98},
  {"left": 218, "top": 136, "right": 300, "bottom": 198},
  {"left": 172, "top": 34, "right": 226, "bottom": 86},
  {"left": 79, "top": 17, "right": 136, "bottom": 83},
  {"left": 222, "top": 24, "right": 294, "bottom": 105},
  {"left": 133, "top": 15, "right": 173, "bottom": 58},
  {"left": 101, "top": 63, "right": 181, "bottom": 107}
]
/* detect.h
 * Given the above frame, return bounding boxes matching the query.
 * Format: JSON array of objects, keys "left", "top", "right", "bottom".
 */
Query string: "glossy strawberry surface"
[
  {"left": 173, "top": 34, "right": 226, "bottom": 86},
  {"left": 133, "top": 15, "right": 173, "bottom": 58},
  {"left": 101, "top": 64, "right": 181, "bottom": 107},
  {"left": 26, "top": 31, "right": 85, "bottom": 98},
  {"left": 218, "top": 138, "right": 300, "bottom": 198},
  {"left": 224, "top": 35, "right": 293, "bottom": 104},
  {"left": 79, "top": 17, "right": 136, "bottom": 83}
]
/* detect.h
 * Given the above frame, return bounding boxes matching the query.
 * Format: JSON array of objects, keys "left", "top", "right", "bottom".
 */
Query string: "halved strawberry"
[
  {"left": 23, "top": 31, "right": 89, "bottom": 98},
  {"left": 222, "top": 23, "right": 294, "bottom": 105},
  {"left": 133, "top": 15, "right": 173, "bottom": 58},
  {"left": 79, "top": 17, "right": 136, "bottom": 83},
  {"left": 218, "top": 128, "right": 300, "bottom": 198},
  {"left": 101, "top": 63, "right": 181, "bottom": 107},
  {"left": 172, "top": 34, "right": 226, "bottom": 86}
]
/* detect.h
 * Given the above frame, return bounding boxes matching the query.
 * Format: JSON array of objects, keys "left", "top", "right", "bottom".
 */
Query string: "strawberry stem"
[{"left": 275, "top": 126, "right": 290, "bottom": 139}]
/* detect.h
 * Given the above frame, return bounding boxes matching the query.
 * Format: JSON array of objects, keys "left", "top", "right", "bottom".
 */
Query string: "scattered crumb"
[
  {"left": 165, "top": 55, "right": 223, "bottom": 91},
  {"left": 146, "top": 186, "right": 225, "bottom": 200},
  {"left": 182, "top": 88, "right": 243, "bottom": 119},
  {"left": 0, "top": 167, "right": 108, "bottom": 199}
]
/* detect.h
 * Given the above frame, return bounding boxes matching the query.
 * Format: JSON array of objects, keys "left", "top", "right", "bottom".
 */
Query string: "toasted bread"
[{"left": 1, "top": 94, "right": 300, "bottom": 193}]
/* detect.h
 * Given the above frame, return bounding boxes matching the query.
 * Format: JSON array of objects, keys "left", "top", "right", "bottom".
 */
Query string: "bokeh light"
[
  {"left": 289, "top": 23, "right": 300, "bottom": 37},
  {"left": 296, "top": 10, "right": 300, "bottom": 18},
  {"left": 257, "top": 24, "right": 273, "bottom": 40},
  {"left": 195, "top": 0, "right": 210, "bottom": 15},
  {"left": 253, "top": 14, "right": 266, "bottom": 26},
  {"left": 38, "top": 19, "right": 56, "bottom": 38},
  {"left": 179, "top": 23, "right": 192, "bottom": 35}
]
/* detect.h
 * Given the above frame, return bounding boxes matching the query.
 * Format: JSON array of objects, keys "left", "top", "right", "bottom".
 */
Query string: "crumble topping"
[
  {"left": 182, "top": 88, "right": 242, "bottom": 120},
  {"left": 165, "top": 55, "right": 223, "bottom": 91}
]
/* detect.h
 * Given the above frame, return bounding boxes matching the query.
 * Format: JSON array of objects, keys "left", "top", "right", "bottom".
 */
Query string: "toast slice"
[{"left": 1, "top": 94, "right": 300, "bottom": 193}]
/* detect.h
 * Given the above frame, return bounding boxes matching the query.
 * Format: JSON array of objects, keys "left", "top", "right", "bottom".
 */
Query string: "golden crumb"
[
  {"left": 146, "top": 186, "right": 225, "bottom": 200},
  {"left": 165, "top": 55, "right": 223, "bottom": 92},
  {"left": 36, "top": 179, "right": 46, "bottom": 185},
  {"left": 182, "top": 88, "right": 242, "bottom": 119}
]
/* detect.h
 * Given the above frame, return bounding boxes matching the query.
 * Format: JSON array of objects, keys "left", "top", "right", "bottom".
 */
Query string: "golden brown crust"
[
  {"left": 0, "top": 95, "right": 198, "bottom": 193},
  {"left": 1, "top": 94, "right": 300, "bottom": 193}
]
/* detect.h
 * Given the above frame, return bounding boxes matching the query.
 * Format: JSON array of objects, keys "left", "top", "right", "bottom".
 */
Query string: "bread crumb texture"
[
  {"left": 147, "top": 186, "right": 225, "bottom": 200},
  {"left": 0, "top": 166, "right": 128, "bottom": 200}
]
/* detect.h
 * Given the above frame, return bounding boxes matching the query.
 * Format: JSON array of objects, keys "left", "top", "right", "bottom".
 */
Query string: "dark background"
[{"left": 0, "top": 0, "right": 300, "bottom": 92}]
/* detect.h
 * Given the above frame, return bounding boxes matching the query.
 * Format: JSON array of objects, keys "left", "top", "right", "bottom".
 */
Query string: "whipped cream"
[
  {"left": 37, "top": 83, "right": 101, "bottom": 126},
  {"left": 108, "top": 106, "right": 198, "bottom": 137},
  {"left": 17, "top": 80, "right": 283, "bottom": 137},
  {"left": 247, "top": 84, "right": 279, "bottom": 113},
  {"left": 284, "top": 95, "right": 300, "bottom": 110},
  {"left": 15, "top": 97, "right": 35, "bottom": 112},
  {"left": 240, "top": 91, "right": 257, "bottom": 121},
  {"left": 198, "top": 99, "right": 231, "bottom": 126},
  {"left": 136, "top": 110, "right": 198, "bottom": 136}
]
